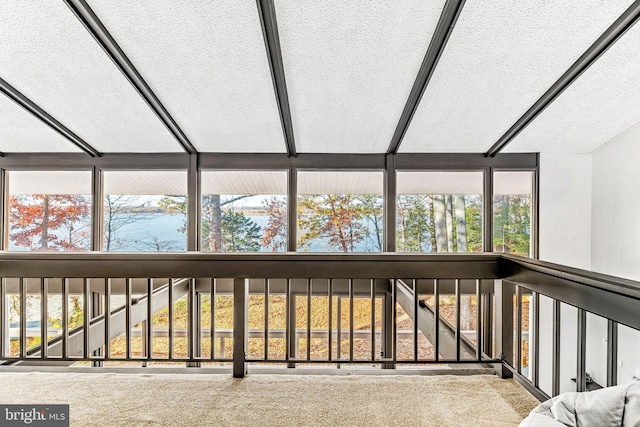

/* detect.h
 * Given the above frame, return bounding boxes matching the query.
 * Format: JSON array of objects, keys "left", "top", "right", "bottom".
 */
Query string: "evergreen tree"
[{"left": 221, "top": 210, "right": 261, "bottom": 252}]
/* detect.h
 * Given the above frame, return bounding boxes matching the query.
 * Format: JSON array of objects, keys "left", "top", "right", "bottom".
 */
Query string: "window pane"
[
  {"left": 201, "top": 170, "right": 288, "bottom": 252},
  {"left": 8, "top": 171, "right": 92, "bottom": 251},
  {"left": 297, "top": 171, "right": 383, "bottom": 252},
  {"left": 493, "top": 171, "right": 533, "bottom": 257},
  {"left": 102, "top": 170, "right": 187, "bottom": 252},
  {"left": 396, "top": 171, "right": 483, "bottom": 253}
]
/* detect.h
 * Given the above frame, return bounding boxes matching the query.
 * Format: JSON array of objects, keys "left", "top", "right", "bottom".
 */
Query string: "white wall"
[
  {"left": 537, "top": 153, "right": 593, "bottom": 394},
  {"left": 592, "top": 123, "right": 640, "bottom": 385},
  {"left": 592, "top": 123, "right": 640, "bottom": 279},
  {"left": 539, "top": 153, "right": 592, "bottom": 269}
]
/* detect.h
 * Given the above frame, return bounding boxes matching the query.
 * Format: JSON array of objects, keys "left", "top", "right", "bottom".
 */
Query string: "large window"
[
  {"left": 7, "top": 171, "right": 92, "bottom": 251},
  {"left": 102, "top": 170, "right": 187, "bottom": 252},
  {"left": 297, "top": 171, "right": 383, "bottom": 252},
  {"left": 396, "top": 171, "right": 483, "bottom": 253},
  {"left": 201, "top": 170, "right": 288, "bottom": 252},
  {"left": 493, "top": 171, "right": 534, "bottom": 257}
]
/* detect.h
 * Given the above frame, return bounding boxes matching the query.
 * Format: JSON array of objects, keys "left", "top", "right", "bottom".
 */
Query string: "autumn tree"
[
  {"left": 261, "top": 196, "right": 287, "bottom": 252},
  {"left": 298, "top": 195, "right": 371, "bottom": 252},
  {"left": 9, "top": 194, "right": 90, "bottom": 251}
]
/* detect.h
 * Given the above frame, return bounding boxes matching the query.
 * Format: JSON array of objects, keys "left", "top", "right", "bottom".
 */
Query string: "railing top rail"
[
  {"left": 0, "top": 252, "right": 503, "bottom": 280},
  {"left": 500, "top": 254, "right": 640, "bottom": 300},
  {"left": 501, "top": 254, "right": 640, "bottom": 330}
]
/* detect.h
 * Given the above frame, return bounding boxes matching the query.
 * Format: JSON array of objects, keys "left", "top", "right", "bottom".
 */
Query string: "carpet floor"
[{"left": 0, "top": 372, "right": 539, "bottom": 426}]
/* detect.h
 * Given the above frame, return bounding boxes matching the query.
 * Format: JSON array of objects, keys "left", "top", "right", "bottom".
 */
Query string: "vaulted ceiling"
[{"left": 1, "top": 0, "right": 639, "bottom": 156}]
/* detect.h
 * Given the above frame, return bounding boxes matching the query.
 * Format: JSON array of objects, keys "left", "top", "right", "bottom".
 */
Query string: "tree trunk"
[
  {"left": 445, "top": 195, "right": 455, "bottom": 252},
  {"left": 433, "top": 195, "right": 448, "bottom": 253},
  {"left": 454, "top": 195, "right": 468, "bottom": 253},
  {"left": 454, "top": 195, "right": 473, "bottom": 329},
  {"left": 207, "top": 195, "right": 223, "bottom": 252},
  {"left": 40, "top": 195, "right": 50, "bottom": 250},
  {"left": 428, "top": 197, "right": 437, "bottom": 252}
]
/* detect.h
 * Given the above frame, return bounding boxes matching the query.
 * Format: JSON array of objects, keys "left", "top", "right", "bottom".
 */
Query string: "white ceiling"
[
  {"left": 0, "top": 1, "right": 180, "bottom": 153},
  {"left": 494, "top": 171, "right": 533, "bottom": 195},
  {"left": 505, "top": 14, "right": 640, "bottom": 153},
  {"left": 103, "top": 171, "right": 187, "bottom": 195},
  {"left": 0, "top": 95, "right": 82, "bottom": 153},
  {"left": 298, "top": 171, "right": 384, "bottom": 195},
  {"left": 201, "top": 170, "right": 288, "bottom": 195},
  {"left": 87, "top": 0, "right": 285, "bottom": 153},
  {"left": 0, "top": 1, "right": 639, "bottom": 156},
  {"left": 397, "top": 171, "right": 483, "bottom": 195},
  {"left": 276, "top": 0, "right": 446, "bottom": 153},
  {"left": 9, "top": 171, "right": 92, "bottom": 195},
  {"left": 399, "top": 0, "right": 634, "bottom": 153}
]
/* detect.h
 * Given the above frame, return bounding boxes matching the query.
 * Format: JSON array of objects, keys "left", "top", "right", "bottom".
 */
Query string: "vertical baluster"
[
  {"left": 391, "top": 279, "right": 397, "bottom": 362},
  {"left": 516, "top": 286, "right": 523, "bottom": 373},
  {"left": 188, "top": 278, "right": 196, "bottom": 361},
  {"left": 104, "top": 279, "right": 111, "bottom": 360},
  {"left": 349, "top": 279, "right": 354, "bottom": 362},
  {"left": 0, "top": 278, "right": 5, "bottom": 359},
  {"left": 83, "top": 278, "right": 90, "bottom": 360},
  {"left": 370, "top": 279, "right": 375, "bottom": 362},
  {"left": 307, "top": 279, "right": 312, "bottom": 361},
  {"left": 576, "top": 309, "right": 587, "bottom": 392},
  {"left": 413, "top": 279, "right": 419, "bottom": 362},
  {"left": 126, "top": 278, "right": 132, "bottom": 360},
  {"left": 434, "top": 279, "right": 440, "bottom": 362},
  {"left": 532, "top": 291, "right": 540, "bottom": 387},
  {"left": 20, "top": 277, "right": 27, "bottom": 359},
  {"left": 195, "top": 290, "right": 202, "bottom": 362},
  {"left": 62, "top": 278, "right": 69, "bottom": 359},
  {"left": 285, "top": 278, "right": 291, "bottom": 362},
  {"left": 455, "top": 279, "right": 461, "bottom": 362},
  {"left": 211, "top": 278, "right": 216, "bottom": 360},
  {"left": 264, "top": 279, "right": 269, "bottom": 361},
  {"left": 475, "top": 279, "right": 482, "bottom": 362},
  {"left": 607, "top": 320, "right": 618, "bottom": 387},
  {"left": 337, "top": 296, "right": 342, "bottom": 360},
  {"left": 552, "top": 299, "right": 561, "bottom": 396},
  {"left": 147, "top": 278, "right": 153, "bottom": 363},
  {"left": 232, "top": 278, "right": 248, "bottom": 378},
  {"left": 328, "top": 279, "right": 333, "bottom": 362},
  {"left": 168, "top": 278, "right": 174, "bottom": 360},
  {"left": 41, "top": 278, "right": 48, "bottom": 359},
  {"left": 482, "top": 288, "right": 493, "bottom": 357}
]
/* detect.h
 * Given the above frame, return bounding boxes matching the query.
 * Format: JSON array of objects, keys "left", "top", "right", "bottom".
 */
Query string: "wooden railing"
[{"left": 0, "top": 252, "right": 638, "bottom": 402}]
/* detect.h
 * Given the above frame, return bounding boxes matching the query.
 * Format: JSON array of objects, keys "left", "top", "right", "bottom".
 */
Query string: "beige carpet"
[{"left": 0, "top": 372, "right": 539, "bottom": 426}]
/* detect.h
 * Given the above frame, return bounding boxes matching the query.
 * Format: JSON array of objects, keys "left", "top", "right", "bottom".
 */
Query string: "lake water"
[
  {"left": 8, "top": 212, "right": 382, "bottom": 253},
  {"left": 112, "top": 213, "right": 381, "bottom": 253}
]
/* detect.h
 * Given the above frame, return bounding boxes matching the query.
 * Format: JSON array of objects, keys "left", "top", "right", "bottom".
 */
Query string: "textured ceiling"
[
  {"left": 103, "top": 171, "right": 187, "bottom": 195},
  {"left": 202, "top": 171, "right": 288, "bottom": 195},
  {"left": 0, "top": 1, "right": 180, "bottom": 153},
  {"left": 8, "top": 171, "right": 92, "bottom": 195},
  {"left": 276, "top": 0, "right": 446, "bottom": 153},
  {"left": 399, "top": 0, "right": 634, "bottom": 153},
  {"left": 0, "top": 95, "right": 82, "bottom": 153},
  {"left": 505, "top": 14, "right": 640, "bottom": 153},
  {"left": 87, "top": 0, "right": 285, "bottom": 153},
  {"left": 0, "top": 1, "right": 639, "bottom": 156},
  {"left": 298, "top": 171, "right": 384, "bottom": 195},
  {"left": 397, "top": 171, "right": 483, "bottom": 195}
]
